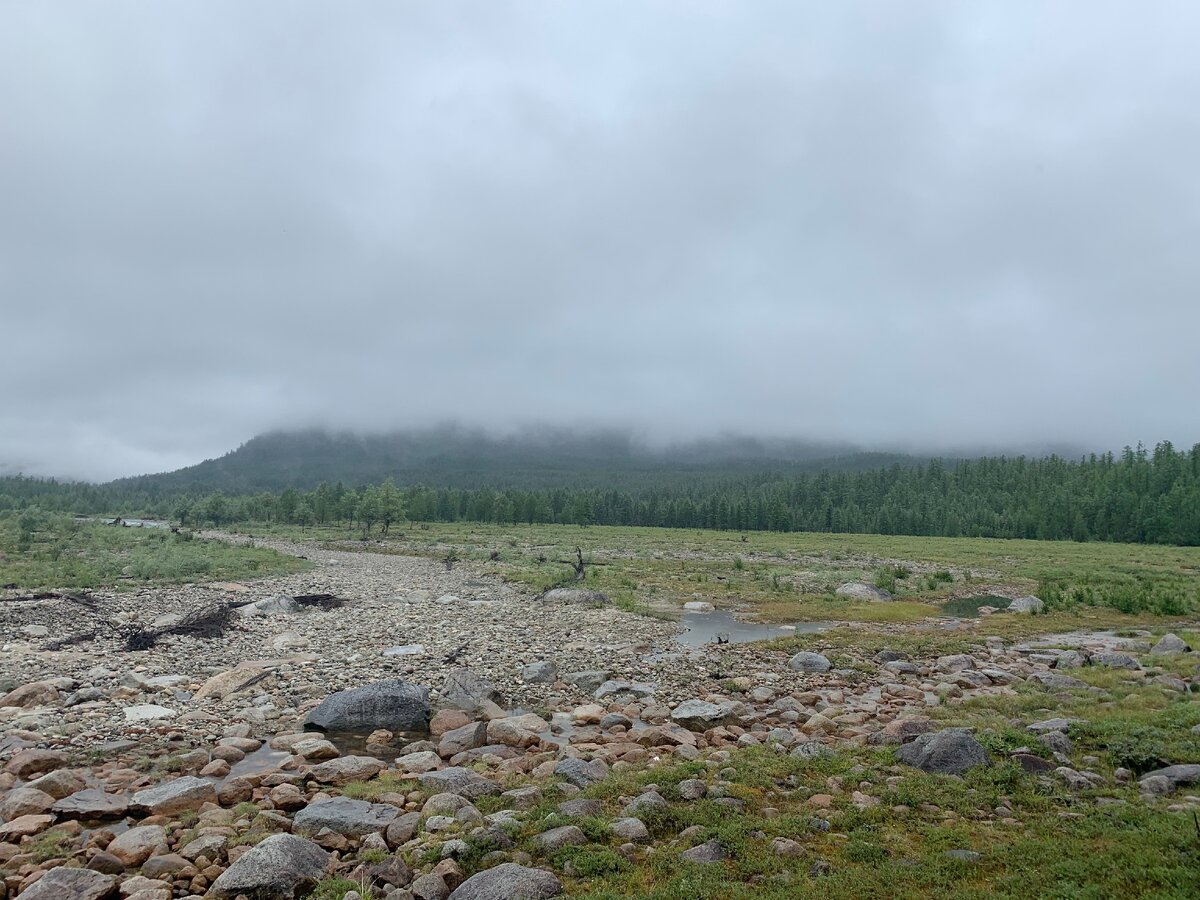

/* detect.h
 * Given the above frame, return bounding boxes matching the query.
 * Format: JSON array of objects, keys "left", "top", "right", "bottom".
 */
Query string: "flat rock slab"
[
  {"left": 789, "top": 652, "right": 832, "bottom": 673},
  {"left": 418, "top": 767, "right": 501, "bottom": 800},
  {"left": 17, "top": 866, "right": 118, "bottom": 899},
  {"left": 448, "top": 862, "right": 563, "bottom": 899},
  {"left": 210, "top": 833, "right": 329, "bottom": 899},
  {"left": 553, "top": 757, "right": 609, "bottom": 788},
  {"left": 307, "top": 755, "right": 386, "bottom": 785},
  {"left": 123, "top": 704, "right": 176, "bottom": 723},
  {"left": 293, "top": 796, "right": 399, "bottom": 837},
  {"left": 194, "top": 666, "right": 274, "bottom": 700},
  {"left": 131, "top": 776, "right": 217, "bottom": 816},
  {"left": 53, "top": 789, "right": 130, "bottom": 819},
  {"left": 0, "top": 813, "right": 53, "bottom": 840}
]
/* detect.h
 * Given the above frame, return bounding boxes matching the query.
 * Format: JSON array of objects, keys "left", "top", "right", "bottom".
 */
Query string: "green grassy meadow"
[
  {"left": 0, "top": 514, "right": 309, "bottom": 591},
  {"left": 233, "top": 521, "right": 1200, "bottom": 633}
]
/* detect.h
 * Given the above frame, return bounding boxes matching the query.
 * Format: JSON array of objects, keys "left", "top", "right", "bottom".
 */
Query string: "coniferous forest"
[{"left": 3, "top": 441, "right": 1198, "bottom": 545}]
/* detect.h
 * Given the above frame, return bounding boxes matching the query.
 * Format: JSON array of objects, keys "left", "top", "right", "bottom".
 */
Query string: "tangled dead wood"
[
  {"left": 292, "top": 593, "right": 347, "bottom": 610},
  {"left": 112, "top": 601, "right": 242, "bottom": 651}
]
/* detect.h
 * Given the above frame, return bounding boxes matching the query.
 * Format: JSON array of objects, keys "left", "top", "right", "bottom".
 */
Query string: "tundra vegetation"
[{"left": 1, "top": 474, "right": 1199, "bottom": 898}]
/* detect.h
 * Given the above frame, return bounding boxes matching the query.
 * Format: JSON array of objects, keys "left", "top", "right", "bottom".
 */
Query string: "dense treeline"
[{"left": 3, "top": 442, "right": 1198, "bottom": 545}]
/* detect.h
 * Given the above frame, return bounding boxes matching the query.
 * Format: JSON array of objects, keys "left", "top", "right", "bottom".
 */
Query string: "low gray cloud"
[{"left": 2, "top": 2, "right": 1198, "bottom": 481}]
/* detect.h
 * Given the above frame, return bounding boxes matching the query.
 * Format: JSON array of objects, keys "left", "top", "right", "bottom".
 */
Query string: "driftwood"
[
  {"left": 1, "top": 590, "right": 99, "bottom": 608},
  {"left": 1, "top": 591, "right": 62, "bottom": 603},
  {"left": 292, "top": 593, "right": 347, "bottom": 610},
  {"left": 111, "top": 601, "right": 242, "bottom": 651},
  {"left": 42, "top": 629, "right": 97, "bottom": 651}
]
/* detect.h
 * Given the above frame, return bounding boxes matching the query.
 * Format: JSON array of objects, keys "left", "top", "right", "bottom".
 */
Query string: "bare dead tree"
[{"left": 572, "top": 547, "right": 586, "bottom": 581}]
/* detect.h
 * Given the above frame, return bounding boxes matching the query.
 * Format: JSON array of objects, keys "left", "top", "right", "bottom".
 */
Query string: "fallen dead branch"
[
  {"left": 292, "top": 593, "right": 347, "bottom": 610},
  {"left": 110, "top": 601, "right": 243, "bottom": 651},
  {"left": 42, "top": 629, "right": 98, "bottom": 651},
  {"left": 1, "top": 591, "right": 62, "bottom": 602}
]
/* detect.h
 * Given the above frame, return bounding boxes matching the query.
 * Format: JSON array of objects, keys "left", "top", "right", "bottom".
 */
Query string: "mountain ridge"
[{"left": 107, "top": 426, "right": 928, "bottom": 493}]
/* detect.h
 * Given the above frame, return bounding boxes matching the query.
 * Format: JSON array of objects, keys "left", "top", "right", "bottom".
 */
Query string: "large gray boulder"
[
  {"left": 1008, "top": 596, "right": 1044, "bottom": 614},
  {"left": 304, "top": 679, "right": 430, "bottom": 732},
  {"left": 442, "top": 668, "right": 505, "bottom": 712},
  {"left": 1139, "top": 764, "right": 1200, "bottom": 790},
  {"left": 533, "top": 825, "right": 587, "bottom": 851},
  {"left": 788, "top": 652, "right": 832, "bottom": 674},
  {"left": 438, "top": 721, "right": 490, "bottom": 758},
  {"left": 521, "top": 660, "right": 558, "bottom": 684},
  {"left": 210, "top": 833, "right": 329, "bottom": 898},
  {"left": 681, "top": 839, "right": 729, "bottom": 863},
  {"left": 448, "top": 862, "right": 562, "bottom": 899},
  {"left": 293, "top": 797, "right": 399, "bottom": 837},
  {"left": 553, "top": 756, "right": 609, "bottom": 788},
  {"left": 16, "top": 866, "right": 117, "bottom": 899},
  {"left": 835, "top": 582, "right": 892, "bottom": 601},
  {"left": 894, "top": 728, "right": 990, "bottom": 775},
  {"left": 1151, "top": 633, "right": 1191, "bottom": 654}
]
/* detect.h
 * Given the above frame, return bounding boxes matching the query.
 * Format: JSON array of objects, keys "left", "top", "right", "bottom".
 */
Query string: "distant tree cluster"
[{"left": 3, "top": 442, "right": 1199, "bottom": 545}]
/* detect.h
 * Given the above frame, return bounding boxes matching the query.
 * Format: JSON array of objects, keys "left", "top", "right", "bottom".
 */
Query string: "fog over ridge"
[{"left": 2, "top": 2, "right": 1198, "bottom": 481}]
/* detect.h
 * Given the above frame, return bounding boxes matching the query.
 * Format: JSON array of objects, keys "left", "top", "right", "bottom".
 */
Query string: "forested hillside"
[
  {"left": 3, "top": 441, "right": 1198, "bottom": 545},
  {"left": 105, "top": 427, "right": 916, "bottom": 493}
]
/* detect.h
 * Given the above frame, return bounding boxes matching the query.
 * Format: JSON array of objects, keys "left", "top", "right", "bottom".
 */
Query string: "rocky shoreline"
[{"left": 2, "top": 537, "right": 1198, "bottom": 898}]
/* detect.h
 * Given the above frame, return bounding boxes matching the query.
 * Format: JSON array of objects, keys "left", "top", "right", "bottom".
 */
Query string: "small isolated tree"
[
  {"left": 378, "top": 478, "right": 405, "bottom": 535},
  {"left": 356, "top": 487, "right": 381, "bottom": 535},
  {"left": 202, "top": 492, "right": 228, "bottom": 526}
]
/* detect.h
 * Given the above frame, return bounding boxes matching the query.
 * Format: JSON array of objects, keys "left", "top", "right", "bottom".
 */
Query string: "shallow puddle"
[
  {"left": 317, "top": 728, "right": 429, "bottom": 759},
  {"left": 224, "top": 744, "right": 291, "bottom": 780},
  {"left": 674, "top": 609, "right": 831, "bottom": 648}
]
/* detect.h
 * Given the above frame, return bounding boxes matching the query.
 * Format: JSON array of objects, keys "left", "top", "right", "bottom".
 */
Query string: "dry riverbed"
[{"left": 1, "top": 535, "right": 1198, "bottom": 898}]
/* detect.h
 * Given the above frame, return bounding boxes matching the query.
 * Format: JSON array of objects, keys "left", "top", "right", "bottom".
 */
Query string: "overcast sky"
[{"left": 3, "top": 2, "right": 1198, "bottom": 481}]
